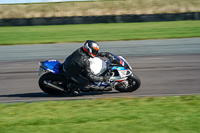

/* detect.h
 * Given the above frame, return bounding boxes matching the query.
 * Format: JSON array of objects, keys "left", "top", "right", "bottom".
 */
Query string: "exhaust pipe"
[{"left": 44, "top": 80, "right": 64, "bottom": 92}]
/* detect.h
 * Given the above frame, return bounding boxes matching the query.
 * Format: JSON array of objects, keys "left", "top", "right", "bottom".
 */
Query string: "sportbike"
[{"left": 38, "top": 53, "right": 141, "bottom": 95}]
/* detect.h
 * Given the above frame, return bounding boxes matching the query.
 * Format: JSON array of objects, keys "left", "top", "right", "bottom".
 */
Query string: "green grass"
[
  {"left": 0, "top": 20, "right": 200, "bottom": 45},
  {"left": 0, "top": 95, "right": 200, "bottom": 133}
]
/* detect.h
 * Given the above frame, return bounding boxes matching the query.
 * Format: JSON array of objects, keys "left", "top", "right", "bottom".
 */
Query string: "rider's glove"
[
  {"left": 109, "top": 56, "right": 114, "bottom": 61},
  {"left": 108, "top": 53, "right": 115, "bottom": 61}
]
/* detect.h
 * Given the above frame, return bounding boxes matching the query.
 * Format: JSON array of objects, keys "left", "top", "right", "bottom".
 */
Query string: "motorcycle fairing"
[
  {"left": 111, "top": 54, "right": 132, "bottom": 70},
  {"left": 39, "top": 60, "right": 61, "bottom": 74},
  {"left": 92, "top": 81, "right": 110, "bottom": 87},
  {"left": 111, "top": 66, "right": 127, "bottom": 71},
  {"left": 118, "top": 56, "right": 133, "bottom": 70}
]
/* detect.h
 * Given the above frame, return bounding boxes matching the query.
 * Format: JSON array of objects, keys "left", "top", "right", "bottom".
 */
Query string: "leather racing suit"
[{"left": 63, "top": 47, "right": 113, "bottom": 88}]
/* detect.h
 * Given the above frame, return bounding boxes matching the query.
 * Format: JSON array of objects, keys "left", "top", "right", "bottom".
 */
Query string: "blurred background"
[
  {"left": 0, "top": 0, "right": 86, "bottom": 4},
  {"left": 0, "top": 0, "right": 200, "bottom": 19}
]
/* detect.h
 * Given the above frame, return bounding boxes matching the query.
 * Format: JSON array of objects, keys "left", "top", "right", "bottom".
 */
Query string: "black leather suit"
[{"left": 63, "top": 47, "right": 112, "bottom": 87}]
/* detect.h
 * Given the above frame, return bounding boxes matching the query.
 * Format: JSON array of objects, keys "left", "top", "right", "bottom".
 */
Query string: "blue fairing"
[
  {"left": 41, "top": 60, "right": 62, "bottom": 74},
  {"left": 112, "top": 66, "right": 127, "bottom": 71}
]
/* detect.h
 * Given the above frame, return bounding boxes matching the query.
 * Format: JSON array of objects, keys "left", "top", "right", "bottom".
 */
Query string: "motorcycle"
[{"left": 38, "top": 53, "right": 141, "bottom": 95}]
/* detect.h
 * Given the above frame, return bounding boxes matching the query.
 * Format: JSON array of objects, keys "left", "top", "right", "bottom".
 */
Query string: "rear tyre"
[
  {"left": 116, "top": 74, "right": 141, "bottom": 92},
  {"left": 39, "top": 72, "right": 67, "bottom": 95}
]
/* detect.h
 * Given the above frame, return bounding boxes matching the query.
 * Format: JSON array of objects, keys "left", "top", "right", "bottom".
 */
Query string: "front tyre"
[
  {"left": 116, "top": 74, "right": 141, "bottom": 92},
  {"left": 39, "top": 72, "right": 67, "bottom": 95}
]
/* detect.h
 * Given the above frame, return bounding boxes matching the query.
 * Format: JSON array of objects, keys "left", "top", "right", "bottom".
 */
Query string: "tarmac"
[{"left": 0, "top": 38, "right": 200, "bottom": 103}]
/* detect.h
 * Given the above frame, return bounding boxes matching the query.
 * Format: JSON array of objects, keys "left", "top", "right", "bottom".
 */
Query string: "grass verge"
[
  {"left": 0, "top": 20, "right": 200, "bottom": 45},
  {"left": 0, "top": 95, "right": 200, "bottom": 133}
]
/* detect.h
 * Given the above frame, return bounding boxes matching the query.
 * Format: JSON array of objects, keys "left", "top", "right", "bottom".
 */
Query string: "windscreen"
[{"left": 111, "top": 54, "right": 130, "bottom": 69}]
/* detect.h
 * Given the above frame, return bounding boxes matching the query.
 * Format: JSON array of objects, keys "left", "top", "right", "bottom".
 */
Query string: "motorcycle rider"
[{"left": 63, "top": 40, "right": 113, "bottom": 93}]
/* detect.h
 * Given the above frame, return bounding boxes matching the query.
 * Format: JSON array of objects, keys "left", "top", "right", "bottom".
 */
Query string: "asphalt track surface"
[{"left": 0, "top": 38, "right": 200, "bottom": 103}]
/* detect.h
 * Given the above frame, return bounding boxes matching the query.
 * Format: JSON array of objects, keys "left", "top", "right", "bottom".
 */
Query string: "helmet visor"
[{"left": 92, "top": 50, "right": 98, "bottom": 55}]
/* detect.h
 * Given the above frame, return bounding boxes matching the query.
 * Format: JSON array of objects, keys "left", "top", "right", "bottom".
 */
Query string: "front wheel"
[
  {"left": 115, "top": 74, "right": 141, "bottom": 92},
  {"left": 39, "top": 72, "right": 67, "bottom": 95}
]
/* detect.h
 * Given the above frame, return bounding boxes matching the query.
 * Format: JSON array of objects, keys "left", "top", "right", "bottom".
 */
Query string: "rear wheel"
[
  {"left": 39, "top": 73, "right": 67, "bottom": 95},
  {"left": 115, "top": 74, "right": 141, "bottom": 92}
]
